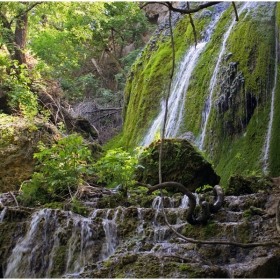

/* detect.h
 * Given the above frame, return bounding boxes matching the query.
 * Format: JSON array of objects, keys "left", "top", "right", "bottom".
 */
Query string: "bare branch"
[
  {"left": 187, "top": 2, "right": 197, "bottom": 47},
  {"left": 159, "top": 8, "right": 176, "bottom": 184},
  {"left": 85, "top": 108, "right": 122, "bottom": 113},
  {"left": 92, "top": 111, "right": 120, "bottom": 122},
  {"left": 232, "top": 2, "right": 239, "bottom": 21},
  {"left": 12, "top": 2, "right": 43, "bottom": 22},
  {"left": 141, "top": 2, "right": 222, "bottom": 14}
]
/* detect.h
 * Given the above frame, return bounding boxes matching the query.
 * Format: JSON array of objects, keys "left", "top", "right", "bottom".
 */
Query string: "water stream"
[
  {"left": 262, "top": 20, "right": 278, "bottom": 172},
  {"left": 199, "top": 2, "right": 253, "bottom": 150},
  {"left": 140, "top": 7, "right": 224, "bottom": 147}
]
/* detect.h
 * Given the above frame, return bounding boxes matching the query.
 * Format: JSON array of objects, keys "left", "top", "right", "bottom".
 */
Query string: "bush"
[
  {"left": 19, "top": 134, "right": 94, "bottom": 206},
  {"left": 93, "top": 147, "right": 143, "bottom": 195}
]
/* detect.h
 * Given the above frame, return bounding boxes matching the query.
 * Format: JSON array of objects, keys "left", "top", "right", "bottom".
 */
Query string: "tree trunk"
[{"left": 13, "top": 12, "right": 28, "bottom": 65}]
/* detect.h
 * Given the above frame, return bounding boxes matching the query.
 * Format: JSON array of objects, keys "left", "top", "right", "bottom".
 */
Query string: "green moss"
[
  {"left": 108, "top": 3, "right": 278, "bottom": 185},
  {"left": 43, "top": 202, "right": 63, "bottom": 210},
  {"left": 242, "top": 209, "right": 252, "bottom": 221},
  {"left": 51, "top": 245, "right": 67, "bottom": 277},
  {"left": 179, "top": 263, "right": 192, "bottom": 272},
  {"left": 237, "top": 222, "right": 250, "bottom": 243},
  {"left": 107, "top": 9, "right": 214, "bottom": 150},
  {"left": 203, "top": 219, "right": 217, "bottom": 238}
]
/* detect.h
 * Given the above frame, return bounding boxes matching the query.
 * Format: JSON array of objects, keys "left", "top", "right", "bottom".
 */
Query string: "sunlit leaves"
[
  {"left": 21, "top": 134, "right": 94, "bottom": 205},
  {"left": 93, "top": 147, "right": 143, "bottom": 190}
]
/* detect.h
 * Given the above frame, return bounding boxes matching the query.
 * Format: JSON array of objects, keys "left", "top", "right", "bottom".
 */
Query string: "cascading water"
[
  {"left": 4, "top": 208, "right": 100, "bottom": 278},
  {"left": 4, "top": 209, "right": 51, "bottom": 278},
  {"left": 262, "top": 20, "right": 278, "bottom": 172},
  {"left": 199, "top": 2, "right": 255, "bottom": 150},
  {"left": 0, "top": 207, "right": 7, "bottom": 223},
  {"left": 99, "top": 209, "right": 119, "bottom": 260},
  {"left": 140, "top": 7, "right": 225, "bottom": 147},
  {"left": 2, "top": 189, "right": 278, "bottom": 278}
]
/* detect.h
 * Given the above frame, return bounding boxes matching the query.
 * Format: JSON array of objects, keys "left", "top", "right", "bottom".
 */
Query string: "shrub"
[
  {"left": 19, "top": 134, "right": 94, "bottom": 206},
  {"left": 93, "top": 147, "right": 143, "bottom": 195}
]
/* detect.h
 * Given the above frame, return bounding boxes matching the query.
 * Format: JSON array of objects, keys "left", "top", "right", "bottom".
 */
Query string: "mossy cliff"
[
  {"left": 112, "top": 2, "right": 220, "bottom": 149},
  {"left": 110, "top": 2, "right": 280, "bottom": 186}
]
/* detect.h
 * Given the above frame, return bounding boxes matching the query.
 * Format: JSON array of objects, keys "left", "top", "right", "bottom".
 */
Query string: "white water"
[
  {"left": 100, "top": 209, "right": 119, "bottom": 260},
  {"left": 66, "top": 214, "right": 96, "bottom": 274},
  {"left": 262, "top": 21, "right": 278, "bottom": 172},
  {"left": 0, "top": 207, "right": 7, "bottom": 223},
  {"left": 4, "top": 209, "right": 47, "bottom": 278},
  {"left": 140, "top": 9, "right": 223, "bottom": 147},
  {"left": 199, "top": 2, "right": 253, "bottom": 150}
]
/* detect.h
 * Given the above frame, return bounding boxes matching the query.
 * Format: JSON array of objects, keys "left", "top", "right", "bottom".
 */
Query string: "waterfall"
[
  {"left": 140, "top": 8, "right": 224, "bottom": 147},
  {"left": 199, "top": 2, "right": 253, "bottom": 150},
  {"left": 262, "top": 20, "right": 278, "bottom": 172},
  {"left": 99, "top": 209, "right": 119, "bottom": 260},
  {"left": 4, "top": 209, "right": 50, "bottom": 278},
  {"left": 4, "top": 208, "right": 98, "bottom": 278},
  {"left": 65, "top": 214, "right": 96, "bottom": 274}
]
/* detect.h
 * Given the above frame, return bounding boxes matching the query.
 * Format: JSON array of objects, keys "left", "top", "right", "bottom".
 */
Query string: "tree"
[{"left": 0, "top": 2, "right": 42, "bottom": 65}]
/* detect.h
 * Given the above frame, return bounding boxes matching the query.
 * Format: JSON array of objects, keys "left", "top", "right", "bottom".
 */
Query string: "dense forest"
[{"left": 1, "top": 1, "right": 280, "bottom": 278}]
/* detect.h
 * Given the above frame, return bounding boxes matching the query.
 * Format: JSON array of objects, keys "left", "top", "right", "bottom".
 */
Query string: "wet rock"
[{"left": 1, "top": 187, "right": 280, "bottom": 278}]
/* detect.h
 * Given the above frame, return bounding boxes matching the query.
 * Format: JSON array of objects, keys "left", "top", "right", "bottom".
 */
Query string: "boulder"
[
  {"left": 135, "top": 139, "right": 220, "bottom": 192},
  {"left": 226, "top": 174, "right": 273, "bottom": 195}
]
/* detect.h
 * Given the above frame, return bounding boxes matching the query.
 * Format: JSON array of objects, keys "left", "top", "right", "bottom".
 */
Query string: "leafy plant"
[
  {"left": 20, "top": 134, "right": 94, "bottom": 206},
  {"left": 93, "top": 147, "right": 143, "bottom": 195},
  {"left": 1, "top": 58, "right": 38, "bottom": 119},
  {"left": 195, "top": 184, "right": 213, "bottom": 193}
]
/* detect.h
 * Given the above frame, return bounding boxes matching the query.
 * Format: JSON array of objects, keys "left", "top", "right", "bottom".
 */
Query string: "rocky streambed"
[{"left": 1, "top": 185, "right": 280, "bottom": 278}]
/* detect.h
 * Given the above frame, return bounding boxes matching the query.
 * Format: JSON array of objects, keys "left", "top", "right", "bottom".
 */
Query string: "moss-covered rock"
[
  {"left": 226, "top": 174, "right": 273, "bottom": 195},
  {"left": 135, "top": 139, "right": 220, "bottom": 192},
  {"left": 0, "top": 114, "right": 61, "bottom": 192}
]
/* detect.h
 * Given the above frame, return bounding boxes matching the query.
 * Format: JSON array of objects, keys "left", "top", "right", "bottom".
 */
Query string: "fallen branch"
[
  {"left": 9, "top": 191, "right": 19, "bottom": 207},
  {"left": 85, "top": 107, "right": 122, "bottom": 113}
]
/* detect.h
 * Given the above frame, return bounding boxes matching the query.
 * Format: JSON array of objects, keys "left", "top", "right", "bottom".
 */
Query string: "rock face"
[
  {"left": 0, "top": 116, "right": 59, "bottom": 192},
  {"left": 135, "top": 139, "right": 220, "bottom": 192},
  {"left": 1, "top": 185, "right": 280, "bottom": 278}
]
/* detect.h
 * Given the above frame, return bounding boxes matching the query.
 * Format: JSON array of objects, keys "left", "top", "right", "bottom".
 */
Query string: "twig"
[
  {"left": 67, "top": 184, "right": 74, "bottom": 200},
  {"left": 159, "top": 7, "right": 176, "bottom": 185},
  {"left": 187, "top": 2, "right": 197, "bottom": 47}
]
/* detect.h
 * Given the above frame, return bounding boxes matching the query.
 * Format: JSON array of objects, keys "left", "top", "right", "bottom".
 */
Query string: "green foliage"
[
  {"left": 27, "top": 2, "right": 150, "bottom": 101},
  {"left": 195, "top": 184, "right": 213, "bottom": 194},
  {"left": 20, "top": 134, "right": 94, "bottom": 206},
  {"left": 0, "top": 56, "right": 38, "bottom": 119},
  {"left": 93, "top": 147, "right": 143, "bottom": 193}
]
